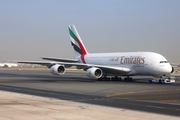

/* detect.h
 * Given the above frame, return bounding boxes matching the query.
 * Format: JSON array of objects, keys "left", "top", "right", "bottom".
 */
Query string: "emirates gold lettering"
[{"left": 120, "top": 56, "right": 145, "bottom": 64}]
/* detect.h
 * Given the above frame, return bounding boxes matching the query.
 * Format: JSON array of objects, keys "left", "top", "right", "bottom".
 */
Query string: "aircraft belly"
[{"left": 133, "top": 65, "right": 149, "bottom": 75}]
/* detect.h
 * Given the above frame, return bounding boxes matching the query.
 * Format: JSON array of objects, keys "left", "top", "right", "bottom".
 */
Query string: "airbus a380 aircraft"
[
  {"left": 10, "top": 25, "right": 174, "bottom": 80},
  {"left": 0, "top": 62, "right": 18, "bottom": 68}
]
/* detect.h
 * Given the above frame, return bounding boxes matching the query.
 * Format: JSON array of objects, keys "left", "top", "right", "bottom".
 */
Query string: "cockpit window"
[{"left": 160, "top": 61, "right": 168, "bottom": 63}]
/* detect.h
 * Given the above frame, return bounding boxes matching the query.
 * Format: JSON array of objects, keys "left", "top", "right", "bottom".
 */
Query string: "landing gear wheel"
[
  {"left": 159, "top": 79, "right": 162, "bottom": 84},
  {"left": 111, "top": 76, "right": 122, "bottom": 81},
  {"left": 98, "top": 74, "right": 111, "bottom": 81},
  {"left": 124, "top": 76, "right": 133, "bottom": 82}
]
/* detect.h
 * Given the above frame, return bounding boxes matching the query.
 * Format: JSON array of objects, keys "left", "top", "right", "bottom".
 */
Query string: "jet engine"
[
  {"left": 86, "top": 67, "right": 103, "bottom": 78},
  {"left": 50, "top": 64, "right": 66, "bottom": 75}
]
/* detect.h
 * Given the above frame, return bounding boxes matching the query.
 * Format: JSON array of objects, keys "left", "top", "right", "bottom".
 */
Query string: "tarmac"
[
  {"left": 0, "top": 69, "right": 180, "bottom": 119},
  {"left": 0, "top": 90, "right": 179, "bottom": 120}
]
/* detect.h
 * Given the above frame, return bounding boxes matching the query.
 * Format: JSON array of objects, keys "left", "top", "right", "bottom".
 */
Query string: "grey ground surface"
[{"left": 0, "top": 69, "right": 180, "bottom": 119}]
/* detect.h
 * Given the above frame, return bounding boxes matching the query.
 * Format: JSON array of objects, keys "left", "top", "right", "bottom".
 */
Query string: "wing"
[
  {"left": 42, "top": 57, "right": 79, "bottom": 62},
  {"left": 6, "top": 60, "right": 54, "bottom": 66},
  {"left": 6, "top": 60, "right": 131, "bottom": 75},
  {"left": 55, "top": 62, "right": 131, "bottom": 75}
]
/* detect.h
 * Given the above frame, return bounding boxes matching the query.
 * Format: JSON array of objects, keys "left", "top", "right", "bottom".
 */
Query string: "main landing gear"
[
  {"left": 98, "top": 75, "right": 134, "bottom": 82},
  {"left": 98, "top": 75, "right": 121, "bottom": 81},
  {"left": 124, "top": 76, "right": 133, "bottom": 82}
]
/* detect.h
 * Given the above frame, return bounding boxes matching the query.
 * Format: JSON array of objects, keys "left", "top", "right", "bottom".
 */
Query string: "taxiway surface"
[{"left": 0, "top": 70, "right": 180, "bottom": 117}]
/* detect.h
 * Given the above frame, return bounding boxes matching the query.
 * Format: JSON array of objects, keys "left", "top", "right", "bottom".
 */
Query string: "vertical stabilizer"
[{"left": 68, "top": 25, "right": 88, "bottom": 57}]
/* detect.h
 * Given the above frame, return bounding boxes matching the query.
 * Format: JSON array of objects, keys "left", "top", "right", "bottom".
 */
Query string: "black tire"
[
  {"left": 118, "top": 77, "right": 122, "bottom": 81},
  {"left": 159, "top": 80, "right": 162, "bottom": 84},
  {"left": 149, "top": 80, "right": 152, "bottom": 83}
]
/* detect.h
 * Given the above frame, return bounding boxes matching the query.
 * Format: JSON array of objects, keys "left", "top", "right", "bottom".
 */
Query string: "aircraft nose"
[
  {"left": 171, "top": 67, "right": 174, "bottom": 73},
  {"left": 165, "top": 64, "right": 173, "bottom": 74}
]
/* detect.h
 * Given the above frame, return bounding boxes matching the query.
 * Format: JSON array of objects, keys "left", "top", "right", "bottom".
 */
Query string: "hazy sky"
[{"left": 0, "top": 0, "right": 180, "bottom": 62}]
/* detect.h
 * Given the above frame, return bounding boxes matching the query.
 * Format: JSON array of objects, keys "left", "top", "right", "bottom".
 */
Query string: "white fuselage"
[{"left": 76, "top": 52, "right": 172, "bottom": 77}]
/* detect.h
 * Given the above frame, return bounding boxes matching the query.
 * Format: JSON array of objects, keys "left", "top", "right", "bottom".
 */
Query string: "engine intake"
[
  {"left": 86, "top": 67, "right": 103, "bottom": 78},
  {"left": 50, "top": 64, "right": 65, "bottom": 75}
]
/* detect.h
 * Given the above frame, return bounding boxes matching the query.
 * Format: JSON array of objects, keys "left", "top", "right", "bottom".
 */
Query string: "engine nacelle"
[
  {"left": 50, "top": 64, "right": 66, "bottom": 75},
  {"left": 86, "top": 67, "right": 103, "bottom": 78}
]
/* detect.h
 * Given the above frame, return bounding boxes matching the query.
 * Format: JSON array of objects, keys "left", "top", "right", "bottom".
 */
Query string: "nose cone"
[
  {"left": 164, "top": 64, "right": 173, "bottom": 74},
  {"left": 171, "top": 67, "right": 174, "bottom": 74}
]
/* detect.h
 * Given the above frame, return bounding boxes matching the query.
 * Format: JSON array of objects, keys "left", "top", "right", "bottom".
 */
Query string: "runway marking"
[
  {"left": 47, "top": 92, "right": 59, "bottom": 95},
  {"left": 106, "top": 89, "right": 180, "bottom": 97},
  {"left": 35, "top": 91, "right": 45, "bottom": 94},
  {"left": 156, "top": 90, "right": 167, "bottom": 92},
  {"left": 106, "top": 92, "right": 136, "bottom": 97},
  {"left": 24, "top": 89, "right": 32, "bottom": 92},
  {"left": 146, "top": 105, "right": 165, "bottom": 109},
  {"left": 13, "top": 88, "right": 21, "bottom": 90},
  {"left": 3, "top": 87, "right": 10, "bottom": 89},
  {"left": 140, "top": 90, "right": 152, "bottom": 92},
  {"left": 157, "top": 100, "right": 178, "bottom": 103},
  {"left": 122, "top": 99, "right": 180, "bottom": 106},
  {"left": 126, "top": 95, "right": 180, "bottom": 99}
]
